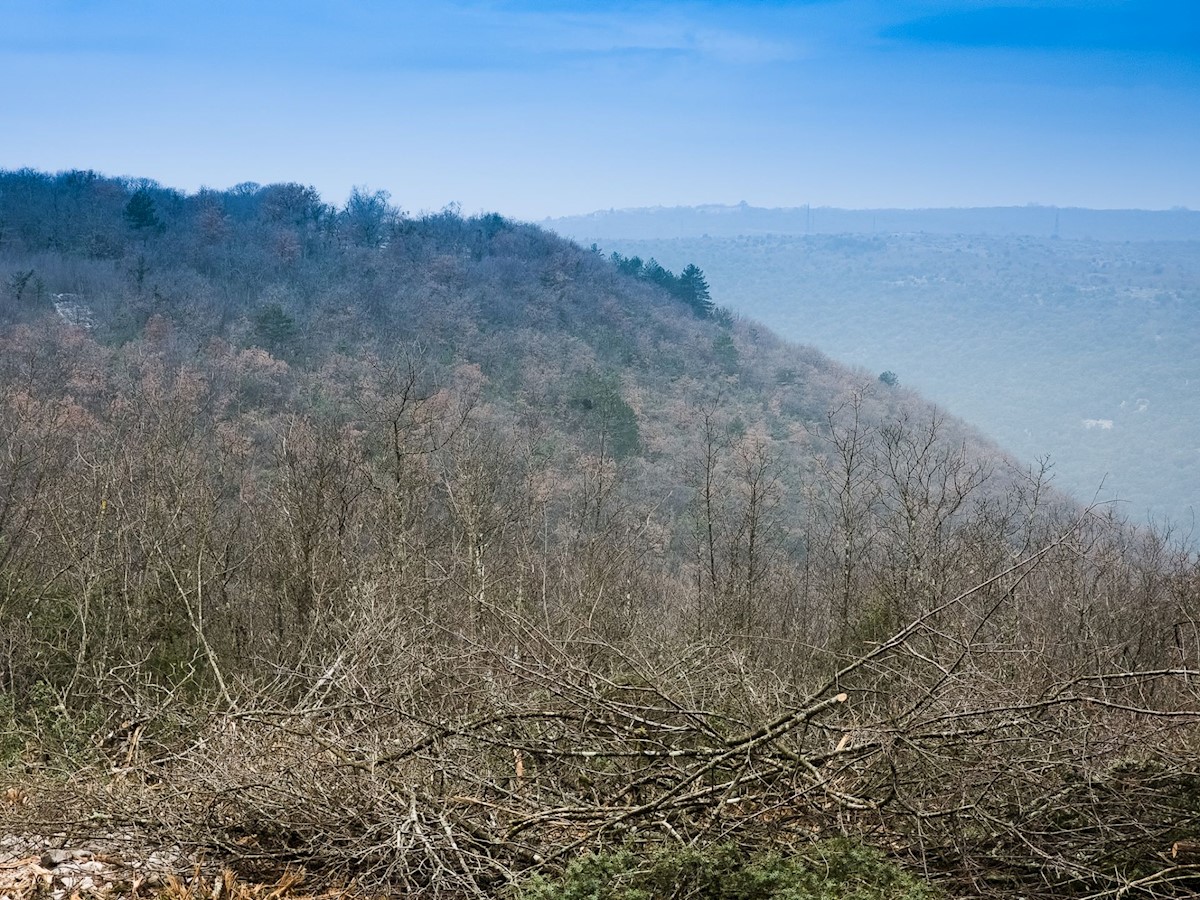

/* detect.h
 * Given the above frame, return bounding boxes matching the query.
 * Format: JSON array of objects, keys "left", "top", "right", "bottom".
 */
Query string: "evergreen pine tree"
[
  {"left": 679, "top": 263, "right": 714, "bottom": 318},
  {"left": 123, "top": 190, "right": 161, "bottom": 230}
]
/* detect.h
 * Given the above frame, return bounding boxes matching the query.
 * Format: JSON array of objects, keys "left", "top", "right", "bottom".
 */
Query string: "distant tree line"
[{"left": 0, "top": 169, "right": 725, "bottom": 342}]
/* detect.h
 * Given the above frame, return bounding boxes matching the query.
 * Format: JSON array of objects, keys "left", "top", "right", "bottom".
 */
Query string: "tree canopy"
[{"left": 610, "top": 252, "right": 716, "bottom": 318}]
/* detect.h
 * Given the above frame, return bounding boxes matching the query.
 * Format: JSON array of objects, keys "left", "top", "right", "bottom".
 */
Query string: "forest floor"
[{"left": 0, "top": 830, "right": 355, "bottom": 900}]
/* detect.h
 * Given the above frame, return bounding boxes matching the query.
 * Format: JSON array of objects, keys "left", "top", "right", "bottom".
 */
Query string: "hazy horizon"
[{"left": 3, "top": 1, "right": 1197, "bottom": 220}]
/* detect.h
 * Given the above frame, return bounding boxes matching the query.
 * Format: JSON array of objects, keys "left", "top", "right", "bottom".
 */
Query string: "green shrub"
[
  {"left": 566, "top": 372, "right": 641, "bottom": 459},
  {"left": 11, "top": 681, "right": 106, "bottom": 770},
  {"left": 514, "top": 838, "right": 940, "bottom": 900}
]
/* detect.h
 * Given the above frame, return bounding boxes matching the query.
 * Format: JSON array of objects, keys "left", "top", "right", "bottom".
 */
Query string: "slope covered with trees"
[{"left": 2, "top": 170, "right": 1200, "bottom": 899}]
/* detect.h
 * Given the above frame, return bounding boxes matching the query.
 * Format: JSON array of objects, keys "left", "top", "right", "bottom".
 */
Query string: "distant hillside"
[
  {"left": 4, "top": 170, "right": 1200, "bottom": 899},
  {"left": 548, "top": 202, "right": 1200, "bottom": 242}
]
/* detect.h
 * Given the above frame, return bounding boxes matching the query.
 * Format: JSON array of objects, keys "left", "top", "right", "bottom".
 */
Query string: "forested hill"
[
  {"left": 4, "top": 169, "right": 1200, "bottom": 899},
  {"left": 547, "top": 202, "right": 1200, "bottom": 241},
  {"left": 0, "top": 168, "right": 1005, "bottom": 514}
]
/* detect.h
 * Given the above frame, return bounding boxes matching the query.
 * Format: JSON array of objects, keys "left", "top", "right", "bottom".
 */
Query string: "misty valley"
[{"left": 552, "top": 208, "right": 1200, "bottom": 531}]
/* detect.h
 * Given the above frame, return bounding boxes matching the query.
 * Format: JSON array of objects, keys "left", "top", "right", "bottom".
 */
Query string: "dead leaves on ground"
[{"left": 0, "top": 852, "right": 352, "bottom": 900}]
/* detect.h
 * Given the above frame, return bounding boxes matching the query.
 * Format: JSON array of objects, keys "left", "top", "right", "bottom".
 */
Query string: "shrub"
[{"left": 514, "top": 839, "right": 940, "bottom": 900}]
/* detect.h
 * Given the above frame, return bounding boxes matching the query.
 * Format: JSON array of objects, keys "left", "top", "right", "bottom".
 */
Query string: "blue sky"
[{"left": 2, "top": 0, "right": 1196, "bottom": 218}]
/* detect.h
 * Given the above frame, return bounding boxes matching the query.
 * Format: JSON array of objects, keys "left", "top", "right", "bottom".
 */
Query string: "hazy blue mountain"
[{"left": 548, "top": 203, "right": 1200, "bottom": 242}]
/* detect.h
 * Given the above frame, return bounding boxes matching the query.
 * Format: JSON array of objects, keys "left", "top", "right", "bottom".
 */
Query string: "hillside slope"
[{"left": 3, "top": 170, "right": 1200, "bottom": 899}]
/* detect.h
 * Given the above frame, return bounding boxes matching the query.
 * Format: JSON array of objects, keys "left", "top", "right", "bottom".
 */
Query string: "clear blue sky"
[{"left": 2, "top": 0, "right": 1197, "bottom": 219}]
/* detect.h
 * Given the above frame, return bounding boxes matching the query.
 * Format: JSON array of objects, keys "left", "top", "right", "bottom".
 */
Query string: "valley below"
[{"left": 550, "top": 214, "right": 1200, "bottom": 533}]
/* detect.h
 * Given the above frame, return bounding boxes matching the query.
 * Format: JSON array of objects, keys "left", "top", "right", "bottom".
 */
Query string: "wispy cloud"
[
  {"left": 0, "top": 1, "right": 806, "bottom": 74},
  {"left": 466, "top": 5, "right": 803, "bottom": 66}
]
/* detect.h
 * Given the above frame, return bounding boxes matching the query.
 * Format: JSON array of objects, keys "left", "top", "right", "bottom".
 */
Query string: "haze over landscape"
[
  {"left": 4, "top": 2, "right": 1200, "bottom": 899},
  {"left": 549, "top": 205, "right": 1200, "bottom": 530}
]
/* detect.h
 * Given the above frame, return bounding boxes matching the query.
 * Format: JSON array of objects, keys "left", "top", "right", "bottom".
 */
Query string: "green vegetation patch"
[
  {"left": 566, "top": 371, "right": 641, "bottom": 459},
  {"left": 514, "top": 839, "right": 940, "bottom": 900}
]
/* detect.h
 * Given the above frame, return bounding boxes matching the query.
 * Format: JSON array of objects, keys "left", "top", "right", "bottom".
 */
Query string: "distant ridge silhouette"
[{"left": 548, "top": 204, "right": 1200, "bottom": 242}]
